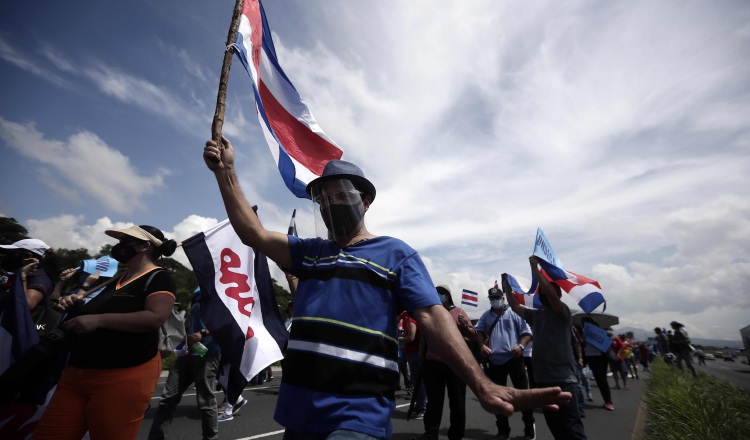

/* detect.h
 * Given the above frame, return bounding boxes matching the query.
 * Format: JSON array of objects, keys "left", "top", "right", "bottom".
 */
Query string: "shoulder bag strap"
[{"left": 485, "top": 311, "right": 503, "bottom": 343}]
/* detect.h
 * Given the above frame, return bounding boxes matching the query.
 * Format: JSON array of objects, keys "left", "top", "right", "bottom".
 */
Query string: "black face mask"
[
  {"left": 1, "top": 252, "right": 25, "bottom": 272},
  {"left": 322, "top": 201, "right": 364, "bottom": 239},
  {"left": 111, "top": 243, "right": 140, "bottom": 263}
]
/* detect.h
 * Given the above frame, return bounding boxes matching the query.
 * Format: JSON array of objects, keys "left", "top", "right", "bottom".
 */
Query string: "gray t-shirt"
[{"left": 525, "top": 303, "right": 577, "bottom": 384}]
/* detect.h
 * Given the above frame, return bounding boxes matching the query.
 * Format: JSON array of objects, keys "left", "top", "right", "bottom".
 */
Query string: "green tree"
[
  {"left": 55, "top": 248, "right": 93, "bottom": 272},
  {"left": 272, "top": 278, "right": 293, "bottom": 318},
  {"left": 95, "top": 244, "right": 113, "bottom": 259},
  {"left": 158, "top": 257, "right": 198, "bottom": 309},
  {"left": 0, "top": 217, "right": 29, "bottom": 244}
]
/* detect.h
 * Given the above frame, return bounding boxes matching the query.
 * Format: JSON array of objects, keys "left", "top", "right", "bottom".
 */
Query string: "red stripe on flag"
[
  {"left": 258, "top": 82, "right": 343, "bottom": 174},
  {"left": 242, "top": 1, "right": 263, "bottom": 76}
]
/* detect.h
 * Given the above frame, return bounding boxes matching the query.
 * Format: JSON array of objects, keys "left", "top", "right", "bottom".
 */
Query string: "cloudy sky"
[{"left": 1, "top": 1, "right": 748, "bottom": 340}]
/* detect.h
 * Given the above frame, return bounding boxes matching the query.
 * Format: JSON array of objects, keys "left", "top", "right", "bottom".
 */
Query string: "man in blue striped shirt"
[{"left": 204, "top": 136, "right": 571, "bottom": 439}]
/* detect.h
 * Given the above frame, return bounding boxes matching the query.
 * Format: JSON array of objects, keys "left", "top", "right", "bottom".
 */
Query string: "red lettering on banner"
[{"left": 220, "top": 248, "right": 255, "bottom": 339}]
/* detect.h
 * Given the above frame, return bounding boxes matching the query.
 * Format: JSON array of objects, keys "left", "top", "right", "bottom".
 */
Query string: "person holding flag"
[
  {"left": 34, "top": 225, "right": 178, "bottom": 440},
  {"left": 203, "top": 137, "right": 570, "bottom": 439},
  {"left": 504, "top": 257, "right": 587, "bottom": 440}
]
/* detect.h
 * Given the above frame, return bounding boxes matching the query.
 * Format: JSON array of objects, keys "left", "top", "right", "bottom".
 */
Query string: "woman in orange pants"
[{"left": 33, "top": 225, "right": 177, "bottom": 440}]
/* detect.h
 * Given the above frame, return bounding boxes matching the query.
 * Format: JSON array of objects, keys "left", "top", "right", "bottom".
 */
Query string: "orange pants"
[{"left": 33, "top": 354, "right": 161, "bottom": 440}]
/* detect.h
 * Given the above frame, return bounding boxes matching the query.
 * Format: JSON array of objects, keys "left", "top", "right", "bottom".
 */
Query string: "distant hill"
[{"left": 612, "top": 326, "right": 744, "bottom": 349}]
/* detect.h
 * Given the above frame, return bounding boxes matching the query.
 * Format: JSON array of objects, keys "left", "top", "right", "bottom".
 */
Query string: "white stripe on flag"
[{"left": 202, "top": 220, "right": 284, "bottom": 380}]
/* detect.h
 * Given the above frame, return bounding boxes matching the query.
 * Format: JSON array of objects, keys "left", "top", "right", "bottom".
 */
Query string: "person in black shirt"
[{"left": 34, "top": 225, "right": 177, "bottom": 440}]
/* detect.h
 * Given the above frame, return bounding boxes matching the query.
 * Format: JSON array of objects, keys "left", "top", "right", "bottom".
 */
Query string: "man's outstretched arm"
[{"left": 413, "top": 304, "right": 571, "bottom": 416}]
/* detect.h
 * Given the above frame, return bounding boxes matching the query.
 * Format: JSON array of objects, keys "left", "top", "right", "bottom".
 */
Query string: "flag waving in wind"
[
  {"left": 182, "top": 217, "right": 288, "bottom": 404},
  {"left": 503, "top": 273, "right": 542, "bottom": 309},
  {"left": 531, "top": 228, "right": 606, "bottom": 314},
  {"left": 232, "top": 0, "right": 343, "bottom": 199}
]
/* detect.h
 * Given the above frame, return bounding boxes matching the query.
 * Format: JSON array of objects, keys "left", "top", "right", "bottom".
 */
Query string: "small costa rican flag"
[
  {"left": 461, "top": 289, "right": 478, "bottom": 307},
  {"left": 233, "top": 0, "right": 343, "bottom": 199}
]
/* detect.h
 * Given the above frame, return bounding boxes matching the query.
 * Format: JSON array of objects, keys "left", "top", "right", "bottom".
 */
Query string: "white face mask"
[{"left": 490, "top": 299, "right": 503, "bottom": 309}]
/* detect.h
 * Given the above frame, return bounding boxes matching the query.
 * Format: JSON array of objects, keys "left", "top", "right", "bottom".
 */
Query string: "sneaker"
[
  {"left": 587, "top": 391, "right": 593, "bottom": 401},
  {"left": 580, "top": 409, "right": 586, "bottom": 418},
  {"left": 218, "top": 413, "right": 234, "bottom": 422},
  {"left": 232, "top": 396, "right": 247, "bottom": 415},
  {"left": 524, "top": 423, "right": 536, "bottom": 440},
  {"left": 603, "top": 403, "right": 615, "bottom": 411},
  {"left": 414, "top": 411, "right": 425, "bottom": 420}
]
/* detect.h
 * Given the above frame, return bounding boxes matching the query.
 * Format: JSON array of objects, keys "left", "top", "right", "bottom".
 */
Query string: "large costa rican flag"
[
  {"left": 531, "top": 228, "right": 606, "bottom": 314},
  {"left": 233, "top": 0, "right": 343, "bottom": 199},
  {"left": 183, "top": 217, "right": 288, "bottom": 404},
  {"left": 536, "top": 259, "right": 606, "bottom": 314}
]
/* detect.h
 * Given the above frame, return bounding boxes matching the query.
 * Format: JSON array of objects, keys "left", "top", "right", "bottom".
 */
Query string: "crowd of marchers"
[{"left": 1, "top": 135, "right": 705, "bottom": 440}]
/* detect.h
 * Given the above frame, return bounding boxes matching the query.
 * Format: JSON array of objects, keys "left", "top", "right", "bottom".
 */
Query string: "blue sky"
[{"left": 1, "top": 1, "right": 749, "bottom": 340}]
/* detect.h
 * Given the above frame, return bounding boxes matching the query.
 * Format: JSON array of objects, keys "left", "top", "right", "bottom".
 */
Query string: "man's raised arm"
[
  {"left": 204, "top": 136, "right": 291, "bottom": 268},
  {"left": 502, "top": 274, "right": 525, "bottom": 319},
  {"left": 529, "top": 256, "right": 564, "bottom": 313}
]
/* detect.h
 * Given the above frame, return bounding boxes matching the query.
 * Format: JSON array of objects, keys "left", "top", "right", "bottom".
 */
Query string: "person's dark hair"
[
  {"left": 139, "top": 225, "right": 177, "bottom": 260},
  {"left": 670, "top": 321, "right": 683, "bottom": 329}
]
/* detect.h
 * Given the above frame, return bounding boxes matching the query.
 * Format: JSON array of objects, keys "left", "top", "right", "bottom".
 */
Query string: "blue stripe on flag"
[{"left": 577, "top": 291, "right": 607, "bottom": 314}]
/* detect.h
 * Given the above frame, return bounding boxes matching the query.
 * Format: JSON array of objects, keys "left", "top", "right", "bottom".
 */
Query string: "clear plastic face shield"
[{"left": 310, "top": 178, "right": 367, "bottom": 241}]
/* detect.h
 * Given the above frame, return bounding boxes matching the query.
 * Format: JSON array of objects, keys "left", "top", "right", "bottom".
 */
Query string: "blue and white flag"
[
  {"left": 460, "top": 289, "right": 478, "bottom": 308},
  {"left": 583, "top": 322, "right": 612, "bottom": 353},
  {"left": 183, "top": 218, "right": 288, "bottom": 404},
  {"left": 79, "top": 256, "right": 119, "bottom": 278},
  {"left": 533, "top": 228, "right": 565, "bottom": 271},
  {"left": 233, "top": 0, "right": 343, "bottom": 199}
]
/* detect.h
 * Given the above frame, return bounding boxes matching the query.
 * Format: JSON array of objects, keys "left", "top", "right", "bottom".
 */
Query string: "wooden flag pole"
[{"left": 211, "top": 0, "right": 244, "bottom": 154}]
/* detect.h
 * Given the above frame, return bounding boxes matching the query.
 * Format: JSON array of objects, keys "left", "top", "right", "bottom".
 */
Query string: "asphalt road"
[
  {"left": 696, "top": 357, "right": 750, "bottom": 391},
  {"left": 136, "top": 368, "right": 649, "bottom": 440}
]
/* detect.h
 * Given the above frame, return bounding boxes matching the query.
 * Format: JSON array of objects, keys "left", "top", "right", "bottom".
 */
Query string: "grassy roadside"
[{"left": 644, "top": 357, "right": 750, "bottom": 439}]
